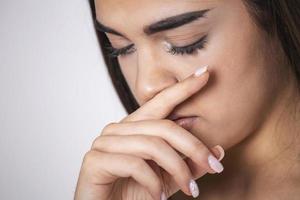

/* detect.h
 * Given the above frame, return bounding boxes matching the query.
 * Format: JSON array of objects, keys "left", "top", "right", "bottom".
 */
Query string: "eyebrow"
[{"left": 95, "top": 9, "right": 211, "bottom": 37}]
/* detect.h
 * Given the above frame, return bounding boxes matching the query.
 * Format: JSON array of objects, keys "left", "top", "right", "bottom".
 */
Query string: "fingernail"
[
  {"left": 194, "top": 65, "right": 209, "bottom": 77},
  {"left": 161, "top": 192, "right": 167, "bottom": 200},
  {"left": 213, "top": 145, "right": 225, "bottom": 161},
  {"left": 189, "top": 179, "right": 199, "bottom": 198},
  {"left": 208, "top": 154, "right": 224, "bottom": 173}
]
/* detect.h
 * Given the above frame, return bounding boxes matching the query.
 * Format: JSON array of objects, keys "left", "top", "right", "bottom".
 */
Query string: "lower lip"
[{"left": 174, "top": 117, "right": 198, "bottom": 130}]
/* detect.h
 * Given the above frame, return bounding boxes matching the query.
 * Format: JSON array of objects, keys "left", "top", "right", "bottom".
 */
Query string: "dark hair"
[{"left": 88, "top": 0, "right": 300, "bottom": 115}]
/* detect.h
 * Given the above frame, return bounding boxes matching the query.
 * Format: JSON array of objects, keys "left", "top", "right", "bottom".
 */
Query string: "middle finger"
[{"left": 100, "top": 119, "right": 224, "bottom": 174}]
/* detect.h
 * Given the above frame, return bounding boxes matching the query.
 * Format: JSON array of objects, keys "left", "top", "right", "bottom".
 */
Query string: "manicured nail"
[
  {"left": 208, "top": 154, "right": 224, "bottom": 173},
  {"left": 189, "top": 179, "right": 199, "bottom": 198},
  {"left": 161, "top": 192, "right": 167, "bottom": 200},
  {"left": 194, "top": 65, "right": 209, "bottom": 77},
  {"left": 213, "top": 145, "right": 225, "bottom": 161}
]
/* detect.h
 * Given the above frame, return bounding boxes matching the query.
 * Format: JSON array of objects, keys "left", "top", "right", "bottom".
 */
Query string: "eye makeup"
[
  {"left": 105, "top": 43, "right": 136, "bottom": 58},
  {"left": 105, "top": 34, "right": 208, "bottom": 58},
  {"left": 164, "top": 35, "right": 208, "bottom": 55}
]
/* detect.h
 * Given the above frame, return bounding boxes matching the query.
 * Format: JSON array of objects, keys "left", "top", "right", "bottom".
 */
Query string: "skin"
[
  {"left": 75, "top": 0, "right": 300, "bottom": 199},
  {"left": 75, "top": 68, "right": 224, "bottom": 200}
]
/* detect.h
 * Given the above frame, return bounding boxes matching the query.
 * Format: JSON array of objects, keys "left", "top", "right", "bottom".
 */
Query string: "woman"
[{"left": 75, "top": 0, "right": 300, "bottom": 199}]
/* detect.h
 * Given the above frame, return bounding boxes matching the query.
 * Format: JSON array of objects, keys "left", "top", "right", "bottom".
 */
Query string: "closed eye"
[
  {"left": 105, "top": 34, "right": 208, "bottom": 58},
  {"left": 167, "top": 35, "right": 208, "bottom": 55}
]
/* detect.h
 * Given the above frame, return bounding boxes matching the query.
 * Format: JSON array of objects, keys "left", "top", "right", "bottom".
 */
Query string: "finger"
[
  {"left": 120, "top": 65, "right": 210, "bottom": 123},
  {"left": 211, "top": 145, "right": 225, "bottom": 161},
  {"left": 150, "top": 145, "right": 225, "bottom": 198},
  {"left": 164, "top": 145, "right": 225, "bottom": 197},
  {"left": 188, "top": 145, "right": 225, "bottom": 177},
  {"left": 101, "top": 119, "right": 224, "bottom": 174},
  {"left": 92, "top": 135, "right": 195, "bottom": 196},
  {"left": 82, "top": 150, "right": 162, "bottom": 200}
]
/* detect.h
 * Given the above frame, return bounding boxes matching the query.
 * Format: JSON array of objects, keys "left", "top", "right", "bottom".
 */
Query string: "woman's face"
[{"left": 95, "top": 0, "right": 287, "bottom": 149}]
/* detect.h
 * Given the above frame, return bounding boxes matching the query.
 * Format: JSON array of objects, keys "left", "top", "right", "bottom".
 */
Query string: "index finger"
[{"left": 120, "top": 65, "right": 210, "bottom": 123}]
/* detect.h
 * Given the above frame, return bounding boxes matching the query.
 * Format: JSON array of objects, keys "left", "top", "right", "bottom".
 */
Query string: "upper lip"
[{"left": 167, "top": 113, "right": 197, "bottom": 121}]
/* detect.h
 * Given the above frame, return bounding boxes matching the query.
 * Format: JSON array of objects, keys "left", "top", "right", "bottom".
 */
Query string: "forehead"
[{"left": 95, "top": 0, "right": 219, "bottom": 32}]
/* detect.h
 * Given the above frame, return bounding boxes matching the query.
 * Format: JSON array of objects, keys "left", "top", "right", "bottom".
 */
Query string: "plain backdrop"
[{"left": 0, "top": 0, "right": 126, "bottom": 199}]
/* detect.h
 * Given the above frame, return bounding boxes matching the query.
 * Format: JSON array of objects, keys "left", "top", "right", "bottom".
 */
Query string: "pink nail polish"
[
  {"left": 194, "top": 65, "right": 209, "bottom": 77},
  {"left": 208, "top": 154, "right": 224, "bottom": 173},
  {"left": 189, "top": 179, "right": 199, "bottom": 198}
]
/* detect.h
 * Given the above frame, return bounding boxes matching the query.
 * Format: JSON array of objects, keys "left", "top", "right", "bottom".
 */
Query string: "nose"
[{"left": 134, "top": 49, "right": 177, "bottom": 105}]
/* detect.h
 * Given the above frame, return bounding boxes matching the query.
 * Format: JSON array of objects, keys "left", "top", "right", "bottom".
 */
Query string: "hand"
[{"left": 74, "top": 65, "right": 225, "bottom": 200}]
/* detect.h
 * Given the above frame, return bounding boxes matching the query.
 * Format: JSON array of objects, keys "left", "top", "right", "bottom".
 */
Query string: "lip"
[
  {"left": 167, "top": 113, "right": 195, "bottom": 121},
  {"left": 173, "top": 116, "right": 198, "bottom": 131}
]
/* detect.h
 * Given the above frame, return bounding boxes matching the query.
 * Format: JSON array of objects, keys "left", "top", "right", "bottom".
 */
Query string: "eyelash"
[
  {"left": 106, "top": 35, "right": 208, "bottom": 58},
  {"left": 105, "top": 44, "right": 136, "bottom": 58}
]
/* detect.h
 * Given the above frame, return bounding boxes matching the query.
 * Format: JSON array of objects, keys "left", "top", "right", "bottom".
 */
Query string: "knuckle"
[
  {"left": 81, "top": 151, "right": 107, "bottom": 180},
  {"left": 143, "top": 136, "right": 167, "bottom": 160},
  {"left": 147, "top": 136, "right": 166, "bottom": 150},
  {"left": 101, "top": 122, "right": 117, "bottom": 135},
  {"left": 82, "top": 150, "right": 98, "bottom": 170},
  {"left": 90, "top": 135, "right": 103, "bottom": 150},
  {"left": 131, "top": 158, "right": 146, "bottom": 171},
  {"left": 161, "top": 119, "right": 177, "bottom": 129}
]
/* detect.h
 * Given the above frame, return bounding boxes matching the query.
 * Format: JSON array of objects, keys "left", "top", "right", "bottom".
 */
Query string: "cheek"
[
  {"left": 192, "top": 13, "right": 282, "bottom": 148},
  {"left": 193, "top": 56, "right": 279, "bottom": 149},
  {"left": 198, "top": 69, "right": 274, "bottom": 148}
]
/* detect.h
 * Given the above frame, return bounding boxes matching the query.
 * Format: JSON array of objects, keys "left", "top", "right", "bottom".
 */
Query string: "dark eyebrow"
[
  {"left": 95, "top": 9, "right": 211, "bottom": 37},
  {"left": 95, "top": 20, "right": 123, "bottom": 37}
]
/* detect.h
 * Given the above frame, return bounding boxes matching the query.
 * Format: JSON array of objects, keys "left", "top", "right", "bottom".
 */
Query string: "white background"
[{"left": 0, "top": 0, "right": 126, "bottom": 199}]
